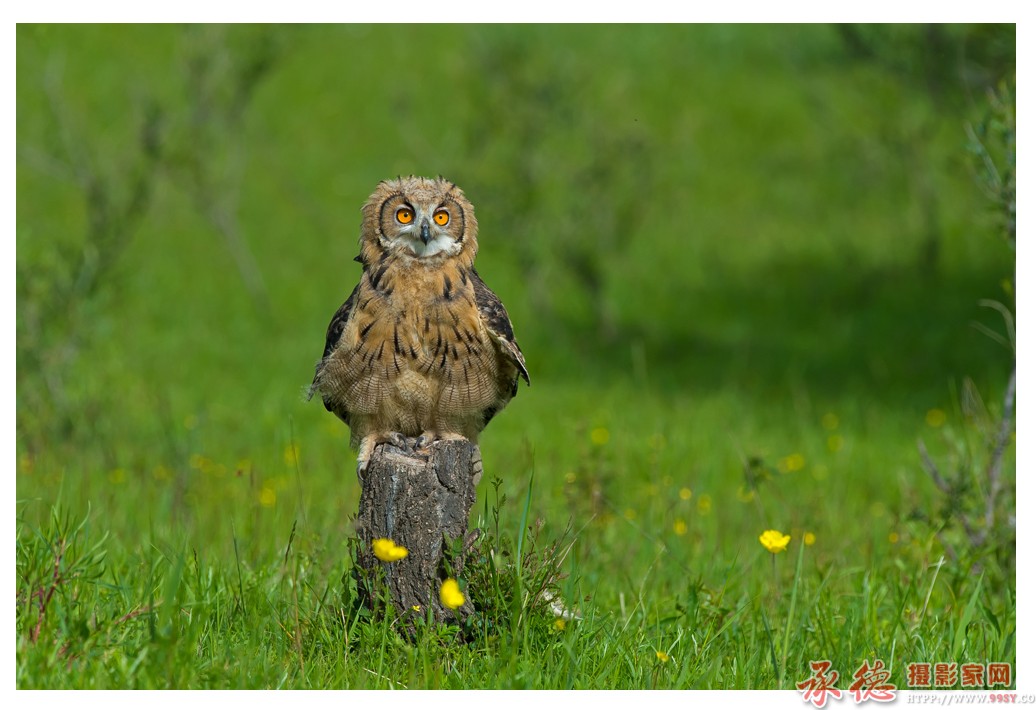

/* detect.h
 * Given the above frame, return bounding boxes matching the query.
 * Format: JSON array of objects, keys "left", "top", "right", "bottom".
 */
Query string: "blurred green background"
[{"left": 16, "top": 24, "right": 1016, "bottom": 687}]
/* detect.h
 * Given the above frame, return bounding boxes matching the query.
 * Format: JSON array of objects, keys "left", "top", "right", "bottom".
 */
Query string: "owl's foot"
[
  {"left": 356, "top": 435, "right": 377, "bottom": 482},
  {"left": 356, "top": 431, "right": 412, "bottom": 480},
  {"left": 385, "top": 431, "right": 410, "bottom": 451},
  {"left": 414, "top": 431, "right": 436, "bottom": 451},
  {"left": 414, "top": 430, "right": 467, "bottom": 455}
]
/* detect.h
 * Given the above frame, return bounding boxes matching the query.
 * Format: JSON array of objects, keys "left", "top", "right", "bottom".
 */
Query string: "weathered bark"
[{"left": 353, "top": 438, "right": 479, "bottom": 625}]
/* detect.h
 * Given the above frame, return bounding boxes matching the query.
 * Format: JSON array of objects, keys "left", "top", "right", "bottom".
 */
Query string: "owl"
[{"left": 309, "top": 176, "right": 529, "bottom": 476}]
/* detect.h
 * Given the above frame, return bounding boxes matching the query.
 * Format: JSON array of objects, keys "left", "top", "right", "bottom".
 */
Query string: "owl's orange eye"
[
  {"left": 433, "top": 210, "right": 450, "bottom": 226},
  {"left": 396, "top": 207, "right": 414, "bottom": 224}
]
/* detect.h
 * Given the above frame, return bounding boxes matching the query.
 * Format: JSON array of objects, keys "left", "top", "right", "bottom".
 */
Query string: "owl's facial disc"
[{"left": 391, "top": 203, "right": 461, "bottom": 258}]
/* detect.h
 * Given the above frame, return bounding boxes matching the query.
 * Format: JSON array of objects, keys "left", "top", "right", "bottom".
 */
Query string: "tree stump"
[{"left": 353, "top": 437, "right": 479, "bottom": 625}]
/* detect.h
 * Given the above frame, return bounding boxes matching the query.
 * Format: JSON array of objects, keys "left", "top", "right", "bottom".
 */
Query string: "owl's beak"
[{"left": 419, "top": 219, "right": 432, "bottom": 244}]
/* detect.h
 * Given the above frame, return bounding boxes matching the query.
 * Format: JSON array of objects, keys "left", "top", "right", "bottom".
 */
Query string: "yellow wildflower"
[
  {"left": 284, "top": 443, "right": 300, "bottom": 467},
  {"left": 696, "top": 494, "right": 712, "bottom": 515},
  {"left": 259, "top": 486, "right": 277, "bottom": 507},
  {"left": 678, "top": 487, "right": 692, "bottom": 501},
  {"left": 778, "top": 453, "right": 806, "bottom": 473},
  {"left": 759, "top": 529, "right": 791, "bottom": 554},
  {"left": 411, "top": 605, "right": 422, "bottom": 612},
  {"left": 372, "top": 538, "right": 409, "bottom": 562},
  {"left": 673, "top": 519, "right": 688, "bottom": 536},
  {"left": 888, "top": 532, "right": 899, "bottom": 544},
  {"left": 827, "top": 435, "right": 844, "bottom": 453},
  {"left": 554, "top": 618, "right": 566, "bottom": 632},
  {"left": 736, "top": 485, "right": 755, "bottom": 503},
  {"left": 656, "top": 650, "right": 670, "bottom": 662},
  {"left": 804, "top": 532, "right": 816, "bottom": 546},
  {"left": 926, "top": 409, "right": 946, "bottom": 427},
  {"left": 590, "top": 427, "right": 610, "bottom": 446},
  {"left": 439, "top": 578, "right": 465, "bottom": 609}
]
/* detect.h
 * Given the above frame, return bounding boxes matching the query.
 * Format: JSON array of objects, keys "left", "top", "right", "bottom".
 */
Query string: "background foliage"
[{"left": 16, "top": 24, "right": 1015, "bottom": 689}]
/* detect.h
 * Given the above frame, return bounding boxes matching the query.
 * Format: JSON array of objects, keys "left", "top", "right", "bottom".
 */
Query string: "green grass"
[{"left": 16, "top": 24, "right": 1015, "bottom": 689}]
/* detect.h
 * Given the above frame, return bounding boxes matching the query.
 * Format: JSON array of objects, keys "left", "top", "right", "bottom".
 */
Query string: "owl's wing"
[
  {"left": 470, "top": 268, "right": 530, "bottom": 394},
  {"left": 308, "top": 283, "right": 360, "bottom": 421}
]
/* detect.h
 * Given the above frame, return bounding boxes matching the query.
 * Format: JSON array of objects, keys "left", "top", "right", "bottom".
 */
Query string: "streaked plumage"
[{"left": 310, "top": 176, "right": 528, "bottom": 474}]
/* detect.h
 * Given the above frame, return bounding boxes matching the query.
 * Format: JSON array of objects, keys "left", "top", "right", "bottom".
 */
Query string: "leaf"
[{"left": 952, "top": 574, "right": 984, "bottom": 659}]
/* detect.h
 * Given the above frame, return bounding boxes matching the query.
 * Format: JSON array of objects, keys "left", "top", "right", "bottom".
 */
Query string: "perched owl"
[{"left": 309, "top": 176, "right": 529, "bottom": 475}]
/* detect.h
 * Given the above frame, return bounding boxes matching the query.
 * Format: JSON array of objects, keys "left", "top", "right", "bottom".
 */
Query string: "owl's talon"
[
  {"left": 415, "top": 432, "right": 437, "bottom": 451},
  {"left": 386, "top": 431, "right": 410, "bottom": 452}
]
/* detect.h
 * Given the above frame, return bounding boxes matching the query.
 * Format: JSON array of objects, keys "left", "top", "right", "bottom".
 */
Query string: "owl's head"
[{"left": 359, "top": 176, "right": 479, "bottom": 267}]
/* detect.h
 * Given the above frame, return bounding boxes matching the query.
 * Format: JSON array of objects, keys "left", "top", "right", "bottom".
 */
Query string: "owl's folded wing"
[
  {"left": 309, "top": 283, "right": 360, "bottom": 421},
  {"left": 470, "top": 268, "right": 530, "bottom": 394}
]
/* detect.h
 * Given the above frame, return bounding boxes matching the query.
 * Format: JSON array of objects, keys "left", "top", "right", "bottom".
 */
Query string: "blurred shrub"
[
  {"left": 834, "top": 23, "right": 1014, "bottom": 270},
  {"left": 16, "top": 25, "right": 284, "bottom": 450},
  {"left": 966, "top": 77, "right": 1015, "bottom": 250},
  {"left": 454, "top": 28, "right": 655, "bottom": 340},
  {"left": 909, "top": 73, "right": 1016, "bottom": 585}
]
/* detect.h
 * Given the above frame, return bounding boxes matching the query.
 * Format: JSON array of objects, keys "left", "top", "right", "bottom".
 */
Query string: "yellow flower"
[
  {"left": 372, "top": 538, "right": 409, "bottom": 562},
  {"left": 439, "top": 578, "right": 465, "bottom": 609},
  {"left": 678, "top": 487, "right": 693, "bottom": 501},
  {"left": 778, "top": 453, "right": 806, "bottom": 473},
  {"left": 696, "top": 494, "right": 712, "bottom": 515},
  {"left": 554, "top": 618, "right": 566, "bottom": 632},
  {"left": 259, "top": 486, "right": 277, "bottom": 507},
  {"left": 673, "top": 519, "right": 688, "bottom": 536},
  {"left": 759, "top": 529, "right": 791, "bottom": 554},
  {"left": 804, "top": 532, "right": 816, "bottom": 546},
  {"left": 411, "top": 605, "right": 422, "bottom": 612},
  {"left": 656, "top": 650, "right": 670, "bottom": 662},
  {"left": 827, "top": 435, "right": 844, "bottom": 453},
  {"left": 590, "top": 427, "right": 610, "bottom": 446}
]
